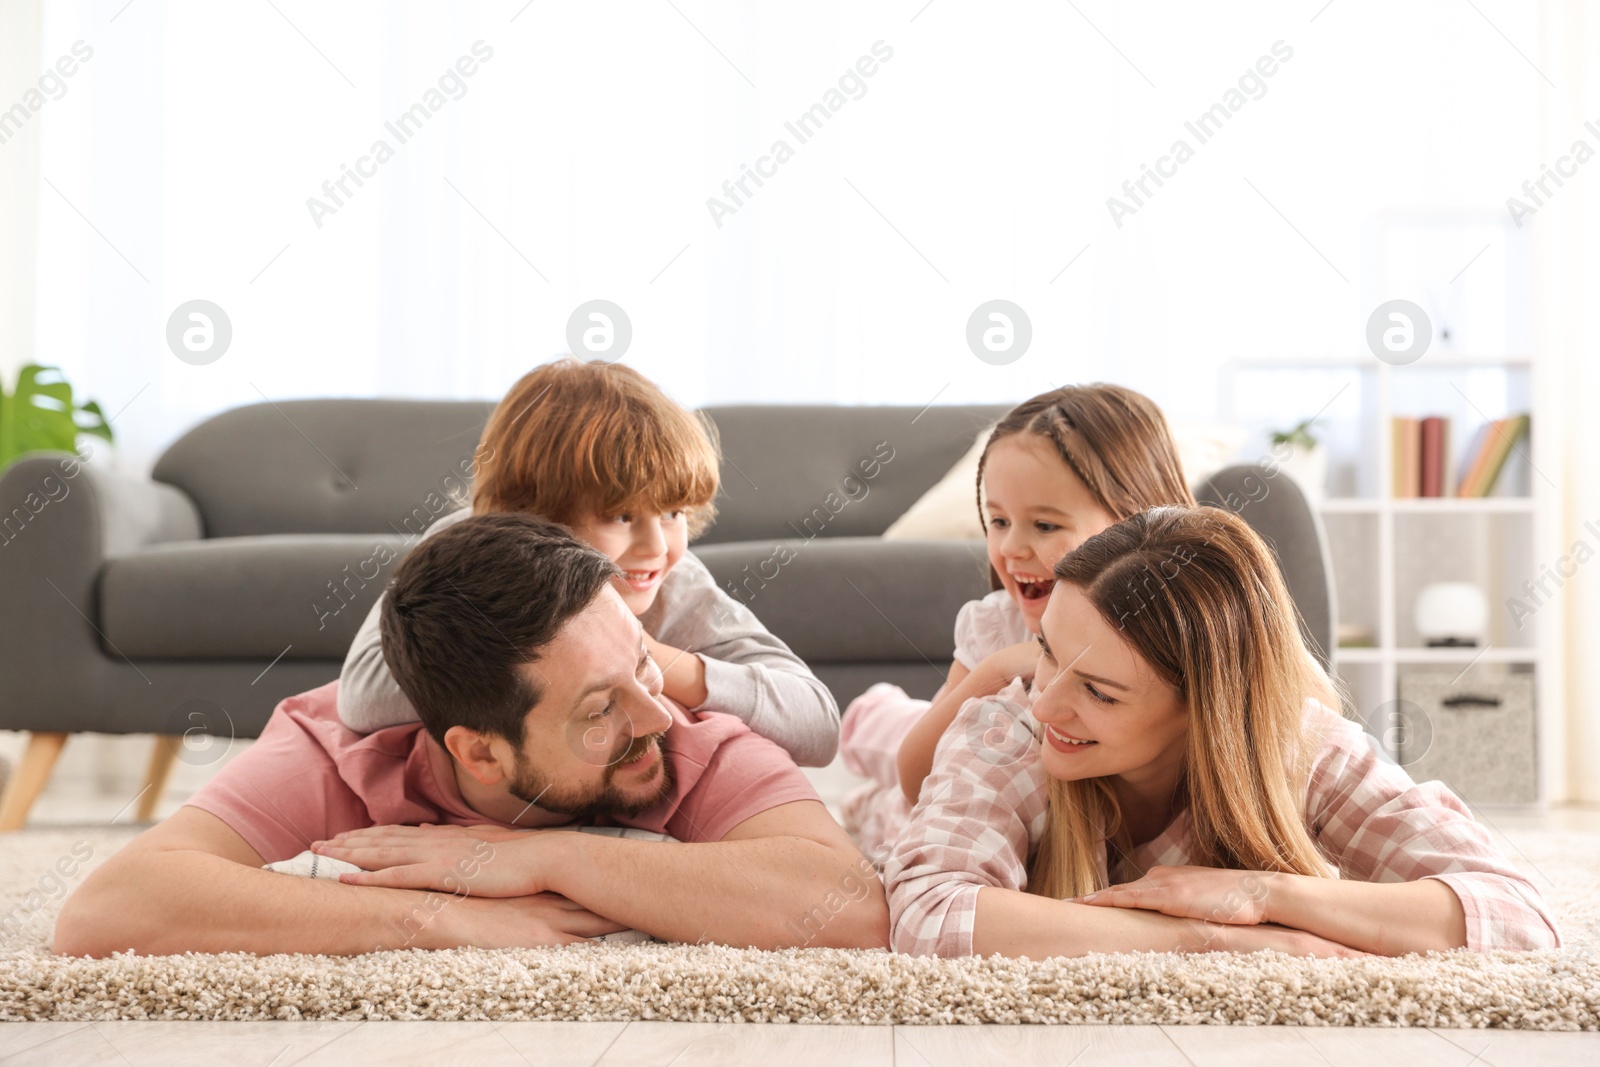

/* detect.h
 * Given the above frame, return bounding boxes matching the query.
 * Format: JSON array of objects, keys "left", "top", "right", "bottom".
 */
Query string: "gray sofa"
[{"left": 0, "top": 398, "right": 1334, "bottom": 828}]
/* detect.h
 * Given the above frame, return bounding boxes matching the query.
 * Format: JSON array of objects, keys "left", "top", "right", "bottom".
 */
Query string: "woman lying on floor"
[{"left": 885, "top": 505, "right": 1561, "bottom": 959}]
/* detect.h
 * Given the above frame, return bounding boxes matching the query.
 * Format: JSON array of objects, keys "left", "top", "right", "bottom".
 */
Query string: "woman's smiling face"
[
  {"left": 1027, "top": 583, "right": 1188, "bottom": 790},
  {"left": 982, "top": 434, "right": 1118, "bottom": 631}
]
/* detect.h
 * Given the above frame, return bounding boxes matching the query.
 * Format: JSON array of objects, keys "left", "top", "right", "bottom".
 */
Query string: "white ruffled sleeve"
[{"left": 951, "top": 590, "right": 1030, "bottom": 670}]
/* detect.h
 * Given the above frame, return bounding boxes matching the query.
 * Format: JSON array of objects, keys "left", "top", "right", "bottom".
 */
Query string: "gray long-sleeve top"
[{"left": 336, "top": 508, "right": 841, "bottom": 766}]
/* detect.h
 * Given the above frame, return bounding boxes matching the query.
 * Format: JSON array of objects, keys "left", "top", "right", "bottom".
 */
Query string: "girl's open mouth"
[{"left": 1014, "top": 577, "right": 1056, "bottom": 602}]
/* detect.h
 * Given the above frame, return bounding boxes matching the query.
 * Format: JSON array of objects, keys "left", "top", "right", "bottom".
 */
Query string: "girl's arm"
[
  {"left": 935, "top": 658, "right": 971, "bottom": 703},
  {"left": 646, "top": 552, "right": 840, "bottom": 767},
  {"left": 897, "top": 641, "right": 1036, "bottom": 803}
]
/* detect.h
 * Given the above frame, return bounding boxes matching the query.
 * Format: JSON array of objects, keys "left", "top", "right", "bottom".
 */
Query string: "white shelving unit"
[
  {"left": 1222, "top": 354, "right": 1562, "bottom": 807},
  {"left": 1319, "top": 498, "right": 1535, "bottom": 514}
]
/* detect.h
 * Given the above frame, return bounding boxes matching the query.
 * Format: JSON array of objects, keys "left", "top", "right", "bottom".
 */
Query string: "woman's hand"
[
  {"left": 1210, "top": 922, "right": 1369, "bottom": 959},
  {"left": 313, "top": 823, "right": 567, "bottom": 898},
  {"left": 1070, "top": 865, "right": 1277, "bottom": 926}
]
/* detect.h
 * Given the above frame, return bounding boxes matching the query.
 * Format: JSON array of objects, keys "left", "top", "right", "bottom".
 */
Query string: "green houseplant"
[
  {"left": 0, "top": 363, "right": 114, "bottom": 473},
  {"left": 1269, "top": 416, "right": 1326, "bottom": 502},
  {"left": 1270, "top": 417, "right": 1319, "bottom": 454}
]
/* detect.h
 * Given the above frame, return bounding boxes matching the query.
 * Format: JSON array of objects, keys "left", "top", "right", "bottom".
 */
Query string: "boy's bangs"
[{"left": 586, "top": 426, "right": 719, "bottom": 532}]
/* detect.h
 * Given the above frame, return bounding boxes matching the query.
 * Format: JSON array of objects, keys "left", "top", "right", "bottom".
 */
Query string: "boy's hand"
[{"left": 644, "top": 632, "right": 710, "bottom": 709}]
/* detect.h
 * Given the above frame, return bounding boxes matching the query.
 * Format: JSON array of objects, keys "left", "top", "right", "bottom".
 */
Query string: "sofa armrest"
[
  {"left": 1, "top": 451, "right": 203, "bottom": 553},
  {"left": 0, "top": 452, "right": 204, "bottom": 722}
]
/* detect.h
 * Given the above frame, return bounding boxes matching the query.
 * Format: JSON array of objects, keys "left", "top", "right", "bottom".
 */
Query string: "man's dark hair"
[{"left": 379, "top": 512, "right": 619, "bottom": 747}]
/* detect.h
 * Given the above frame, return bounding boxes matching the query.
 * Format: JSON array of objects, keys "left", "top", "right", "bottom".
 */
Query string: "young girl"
[
  {"left": 886, "top": 506, "right": 1561, "bottom": 958},
  {"left": 839, "top": 385, "right": 1196, "bottom": 861},
  {"left": 338, "top": 357, "right": 840, "bottom": 766}
]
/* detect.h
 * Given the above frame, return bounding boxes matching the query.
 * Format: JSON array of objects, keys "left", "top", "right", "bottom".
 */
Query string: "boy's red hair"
[{"left": 472, "top": 358, "right": 720, "bottom": 537}]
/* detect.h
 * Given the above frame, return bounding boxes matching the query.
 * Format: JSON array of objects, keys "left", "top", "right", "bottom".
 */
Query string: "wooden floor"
[{"left": 1, "top": 1020, "right": 1597, "bottom": 1065}]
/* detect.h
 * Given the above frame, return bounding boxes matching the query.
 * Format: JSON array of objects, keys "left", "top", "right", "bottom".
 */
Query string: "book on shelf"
[
  {"left": 1453, "top": 421, "right": 1491, "bottom": 496},
  {"left": 1420, "top": 416, "right": 1447, "bottom": 497},
  {"left": 1389, "top": 416, "right": 1427, "bottom": 498},
  {"left": 1390, "top": 413, "right": 1530, "bottom": 498},
  {"left": 1456, "top": 413, "right": 1530, "bottom": 497}
]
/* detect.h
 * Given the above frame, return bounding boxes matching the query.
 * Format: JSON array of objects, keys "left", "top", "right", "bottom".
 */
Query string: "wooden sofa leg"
[
  {"left": 136, "top": 735, "right": 183, "bottom": 821},
  {"left": 0, "top": 732, "right": 68, "bottom": 831}
]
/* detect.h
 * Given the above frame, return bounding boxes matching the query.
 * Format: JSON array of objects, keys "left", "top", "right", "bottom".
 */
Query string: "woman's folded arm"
[{"left": 1300, "top": 703, "right": 1561, "bottom": 952}]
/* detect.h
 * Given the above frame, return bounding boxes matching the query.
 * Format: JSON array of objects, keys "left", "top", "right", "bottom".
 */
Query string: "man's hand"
[
  {"left": 314, "top": 823, "right": 567, "bottom": 898},
  {"left": 1069, "top": 865, "right": 1277, "bottom": 926},
  {"left": 427, "top": 892, "right": 629, "bottom": 949}
]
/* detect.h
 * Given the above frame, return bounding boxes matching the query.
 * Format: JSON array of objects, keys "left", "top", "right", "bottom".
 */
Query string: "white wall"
[{"left": 22, "top": 0, "right": 1547, "bottom": 469}]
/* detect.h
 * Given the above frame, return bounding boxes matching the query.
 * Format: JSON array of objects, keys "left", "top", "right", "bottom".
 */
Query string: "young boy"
[{"left": 338, "top": 357, "right": 840, "bottom": 766}]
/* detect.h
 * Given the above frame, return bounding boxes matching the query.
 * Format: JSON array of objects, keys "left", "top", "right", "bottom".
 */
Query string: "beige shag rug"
[{"left": 2, "top": 826, "right": 1596, "bottom": 1027}]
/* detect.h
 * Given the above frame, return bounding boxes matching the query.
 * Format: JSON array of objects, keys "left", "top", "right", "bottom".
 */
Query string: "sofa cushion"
[
  {"left": 692, "top": 537, "right": 991, "bottom": 667},
  {"left": 696, "top": 405, "right": 1009, "bottom": 545},
  {"left": 100, "top": 534, "right": 413, "bottom": 659},
  {"left": 101, "top": 533, "right": 993, "bottom": 669},
  {"left": 152, "top": 399, "right": 496, "bottom": 538}
]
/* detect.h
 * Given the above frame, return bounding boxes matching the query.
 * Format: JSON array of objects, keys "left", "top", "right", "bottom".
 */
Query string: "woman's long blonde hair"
[{"left": 1026, "top": 506, "right": 1335, "bottom": 900}]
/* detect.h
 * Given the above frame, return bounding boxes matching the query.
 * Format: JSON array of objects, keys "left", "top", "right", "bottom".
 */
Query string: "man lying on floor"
[{"left": 54, "top": 513, "right": 887, "bottom": 956}]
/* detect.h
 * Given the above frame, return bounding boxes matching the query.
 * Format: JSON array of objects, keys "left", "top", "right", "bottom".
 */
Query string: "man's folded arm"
[
  {"left": 52, "top": 807, "right": 613, "bottom": 957},
  {"left": 54, "top": 807, "right": 433, "bottom": 956},
  {"left": 543, "top": 799, "right": 891, "bottom": 951}
]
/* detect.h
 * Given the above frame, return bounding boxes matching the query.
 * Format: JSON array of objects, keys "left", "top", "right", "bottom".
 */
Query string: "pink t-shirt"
[{"left": 186, "top": 680, "right": 820, "bottom": 863}]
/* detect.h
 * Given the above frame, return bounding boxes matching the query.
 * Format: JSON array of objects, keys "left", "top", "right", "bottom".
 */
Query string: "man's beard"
[{"left": 507, "top": 729, "right": 675, "bottom": 819}]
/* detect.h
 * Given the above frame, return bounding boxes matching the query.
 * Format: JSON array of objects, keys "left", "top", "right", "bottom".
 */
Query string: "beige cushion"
[
  {"left": 882, "top": 428, "right": 990, "bottom": 540},
  {"left": 880, "top": 419, "right": 1249, "bottom": 541}
]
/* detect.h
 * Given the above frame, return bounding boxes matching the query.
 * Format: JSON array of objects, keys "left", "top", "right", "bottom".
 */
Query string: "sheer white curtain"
[
  {"left": 27, "top": 0, "right": 1547, "bottom": 468},
  {"left": 1543, "top": 0, "right": 1600, "bottom": 803}
]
